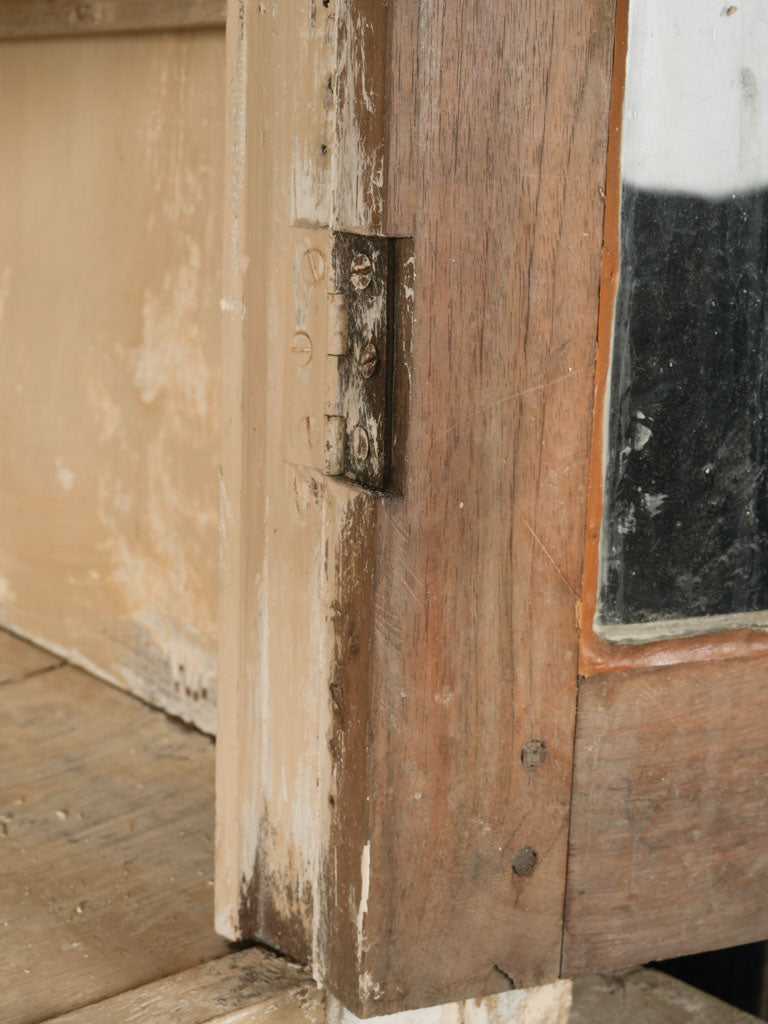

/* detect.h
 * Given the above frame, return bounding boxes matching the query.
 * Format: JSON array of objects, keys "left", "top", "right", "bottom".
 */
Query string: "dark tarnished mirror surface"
[{"left": 597, "top": 1, "right": 768, "bottom": 641}]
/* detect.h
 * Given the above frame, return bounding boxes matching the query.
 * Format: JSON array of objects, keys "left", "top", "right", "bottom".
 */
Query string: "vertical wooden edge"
[
  {"left": 215, "top": 0, "right": 385, "bottom": 987},
  {"left": 383, "top": 0, "right": 419, "bottom": 239},
  {"left": 389, "top": 237, "right": 415, "bottom": 498},
  {"left": 215, "top": 0, "right": 250, "bottom": 943},
  {"left": 0, "top": 0, "right": 226, "bottom": 40},
  {"left": 578, "top": 0, "right": 627, "bottom": 675},
  {"left": 334, "top": 0, "right": 617, "bottom": 1010},
  {"left": 319, "top": 488, "right": 380, "bottom": 1014},
  {"left": 332, "top": 0, "right": 389, "bottom": 235}
]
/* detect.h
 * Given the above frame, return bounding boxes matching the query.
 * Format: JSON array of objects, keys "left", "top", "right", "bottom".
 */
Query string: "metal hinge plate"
[
  {"left": 283, "top": 229, "right": 409, "bottom": 494},
  {"left": 328, "top": 232, "right": 392, "bottom": 491}
]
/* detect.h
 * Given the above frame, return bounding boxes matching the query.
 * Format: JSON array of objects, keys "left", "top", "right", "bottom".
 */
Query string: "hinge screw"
[
  {"left": 351, "top": 425, "right": 370, "bottom": 462},
  {"left": 358, "top": 342, "right": 379, "bottom": 378},
  {"left": 350, "top": 253, "right": 373, "bottom": 291}
]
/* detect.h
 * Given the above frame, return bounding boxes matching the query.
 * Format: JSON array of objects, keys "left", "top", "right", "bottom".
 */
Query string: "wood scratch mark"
[
  {"left": 419, "top": 369, "right": 586, "bottom": 454},
  {"left": 519, "top": 512, "right": 579, "bottom": 599}
]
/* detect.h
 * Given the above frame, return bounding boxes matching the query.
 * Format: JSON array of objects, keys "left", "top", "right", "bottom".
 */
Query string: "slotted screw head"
[
  {"left": 351, "top": 425, "right": 370, "bottom": 462},
  {"left": 350, "top": 253, "right": 373, "bottom": 290},
  {"left": 358, "top": 342, "right": 379, "bottom": 379}
]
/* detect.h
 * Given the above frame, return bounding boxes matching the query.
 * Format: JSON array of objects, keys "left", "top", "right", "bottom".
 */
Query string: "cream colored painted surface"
[
  {"left": 215, "top": 0, "right": 372, "bottom": 967},
  {"left": 0, "top": 30, "right": 224, "bottom": 731}
]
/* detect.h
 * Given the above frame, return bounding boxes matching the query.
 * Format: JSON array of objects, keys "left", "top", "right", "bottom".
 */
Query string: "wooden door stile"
[{"left": 216, "top": 0, "right": 616, "bottom": 1015}]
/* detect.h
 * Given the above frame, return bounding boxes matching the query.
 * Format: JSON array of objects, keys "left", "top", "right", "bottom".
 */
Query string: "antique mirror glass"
[{"left": 597, "top": 0, "right": 768, "bottom": 643}]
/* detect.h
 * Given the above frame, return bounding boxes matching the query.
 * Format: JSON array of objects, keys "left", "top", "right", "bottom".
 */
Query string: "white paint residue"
[
  {"left": 623, "top": 0, "right": 768, "bottom": 195},
  {"left": 86, "top": 374, "right": 123, "bottom": 442},
  {"left": 0, "top": 578, "right": 14, "bottom": 604},
  {"left": 219, "top": 296, "right": 246, "bottom": 317},
  {"left": 642, "top": 492, "right": 667, "bottom": 517},
  {"left": 464, "top": 980, "right": 573, "bottom": 1024},
  {"left": 356, "top": 840, "right": 371, "bottom": 963},
  {"left": 617, "top": 505, "right": 637, "bottom": 535},
  {"left": 633, "top": 422, "right": 652, "bottom": 450},
  {"left": 135, "top": 240, "right": 209, "bottom": 421},
  {"left": 403, "top": 255, "right": 415, "bottom": 304},
  {"left": 54, "top": 458, "right": 75, "bottom": 491}
]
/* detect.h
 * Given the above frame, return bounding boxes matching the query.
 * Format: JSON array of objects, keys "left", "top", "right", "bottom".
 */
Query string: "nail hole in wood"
[{"left": 511, "top": 845, "right": 538, "bottom": 877}]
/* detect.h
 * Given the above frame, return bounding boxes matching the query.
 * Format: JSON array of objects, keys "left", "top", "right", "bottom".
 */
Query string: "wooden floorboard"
[
  {"left": 40, "top": 947, "right": 322, "bottom": 1024},
  {"left": 570, "top": 969, "right": 762, "bottom": 1023},
  {"left": 0, "top": 656, "right": 230, "bottom": 1024},
  {"left": 0, "top": 628, "right": 62, "bottom": 685}
]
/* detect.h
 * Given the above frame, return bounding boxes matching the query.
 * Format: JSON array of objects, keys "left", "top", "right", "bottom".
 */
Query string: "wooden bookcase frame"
[{"left": 16, "top": 0, "right": 765, "bottom": 1016}]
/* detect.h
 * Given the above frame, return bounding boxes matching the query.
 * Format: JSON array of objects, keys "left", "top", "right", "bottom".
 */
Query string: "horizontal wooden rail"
[{"left": 0, "top": 0, "right": 225, "bottom": 40}]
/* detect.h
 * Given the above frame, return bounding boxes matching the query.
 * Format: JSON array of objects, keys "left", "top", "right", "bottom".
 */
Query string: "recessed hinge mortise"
[
  {"left": 284, "top": 228, "right": 412, "bottom": 494},
  {"left": 324, "top": 232, "right": 394, "bottom": 491}
]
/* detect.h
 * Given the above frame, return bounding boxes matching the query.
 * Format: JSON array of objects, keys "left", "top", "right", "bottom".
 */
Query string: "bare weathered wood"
[
  {"left": 0, "top": 627, "right": 62, "bottom": 684},
  {"left": 0, "top": 0, "right": 225, "bottom": 40},
  {"left": 0, "top": 31, "right": 224, "bottom": 732},
  {"left": 42, "top": 948, "right": 323, "bottom": 1024},
  {"left": 322, "top": 0, "right": 615, "bottom": 1012},
  {"left": 40, "top": 965, "right": 758, "bottom": 1024},
  {"left": 332, "top": 0, "right": 388, "bottom": 234},
  {"left": 570, "top": 969, "right": 762, "bottom": 1024},
  {"left": 562, "top": 657, "right": 768, "bottom": 975},
  {"left": 0, "top": 661, "right": 229, "bottom": 1024}
]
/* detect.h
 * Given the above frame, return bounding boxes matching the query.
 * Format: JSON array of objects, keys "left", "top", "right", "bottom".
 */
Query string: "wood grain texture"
[
  {"left": 332, "top": 0, "right": 388, "bottom": 234},
  {"left": 0, "top": 31, "right": 224, "bottom": 732},
  {"left": 42, "top": 948, "right": 322, "bottom": 1024},
  {"left": 562, "top": 657, "right": 768, "bottom": 975},
  {"left": 0, "top": 0, "right": 225, "bottom": 39},
  {"left": 0, "top": 662, "right": 229, "bottom": 1024},
  {"left": 219, "top": 0, "right": 615, "bottom": 1013},
  {"left": 323, "top": 0, "right": 615, "bottom": 1012},
  {"left": 570, "top": 969, "right": 762, "bottom": 1024},
  {"left": 0, "top": 627, "right": 62, "bottom": 684}
]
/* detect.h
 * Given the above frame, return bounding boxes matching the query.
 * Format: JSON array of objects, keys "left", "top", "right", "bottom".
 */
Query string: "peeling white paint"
[
  {"left": 642, "top": 492, "right": 667, "bottom": 517},
  {"left": 220, "top": 296, "right": 246, "bottom": 317},
  {"left": 464, "top": 981, "right": 573, "bottom": 1024},
  {"left": 331, "top": 0, "right": 385, "bottom": 231},
  {"left": 633, "top": 422, "right": 652, "bottom": 450},
  {"left": 135, "top": 239, "right": 210, "bottom": 421},
  {"left": 327, "top": 980, "right": 572, "bottom": 1024},
  {"left": 356, "top": 839, "right": 371, "bottom": 963}
]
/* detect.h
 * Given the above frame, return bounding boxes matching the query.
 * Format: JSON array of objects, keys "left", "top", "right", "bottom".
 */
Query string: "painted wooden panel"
[{"left": 0, "top": 31, "right": 224, "bottom": 731}]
